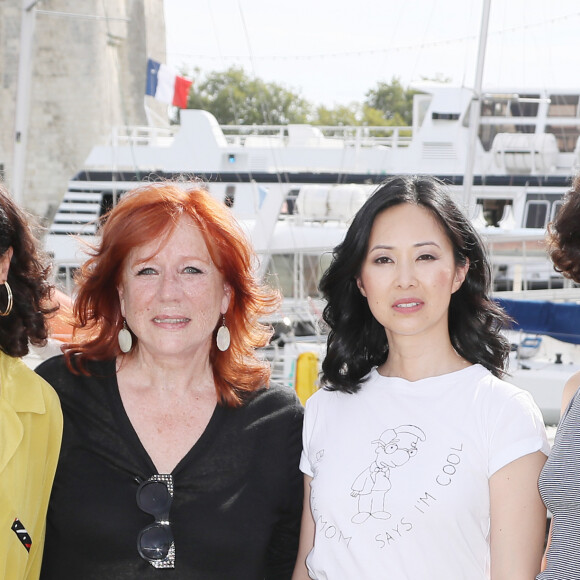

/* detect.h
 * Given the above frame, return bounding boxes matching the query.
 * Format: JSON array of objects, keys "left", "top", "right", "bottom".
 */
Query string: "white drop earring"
[
  {"left": 118, "top": 319, "right": 133, "bottom": 353},
  {"left": 216, "top": 315, "right": 230, "bottom": 352}
]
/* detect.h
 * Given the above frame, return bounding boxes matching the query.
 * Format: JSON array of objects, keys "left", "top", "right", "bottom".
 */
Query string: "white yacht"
[
  {"left": 46, "top": 85, "right": 580, "bottom": 296},
  {"left": 43, "top": 85, "right": 580, "bottom": 423}
]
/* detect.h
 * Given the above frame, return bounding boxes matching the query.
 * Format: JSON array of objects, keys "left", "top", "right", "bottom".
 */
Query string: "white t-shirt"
[{"left": 300, "top": 364, "right": 549, "bottom": 580}]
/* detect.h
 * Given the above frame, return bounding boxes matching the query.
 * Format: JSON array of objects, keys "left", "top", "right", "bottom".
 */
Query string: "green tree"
[
  {"left": 364, "top": 77, "right": 417, "bottom": 125},
  {"left": 183, "top": 68, "right": 424, "bottom": 128},
  {"left": 360, "top": 105, "right": 390, "bottom": 126},
  {"left": 186, "top": 66, "right": 311, "bottom": 125},
  {"left": 313, "top": 103, "right": 407, "bottom": 128},
  {"left": 313, "top": 103, "right": 361, "bottom": 126}
]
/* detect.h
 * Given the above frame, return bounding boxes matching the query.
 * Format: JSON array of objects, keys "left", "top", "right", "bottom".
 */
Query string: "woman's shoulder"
[
  {"left": 560, "top": 370, "right": 580, "bottom": 416},
  {"left": 35, "top": 353, "right": 68, "bottom": 375},
  {"left": 471, "top": 366, "right": 545, "bottom": 420},
  {"left": 35, "top": 354, "right": 76, "bottom": 390},
  {"left": 243, "top": 382, "right": 304, "bottom": 416},
  {"left": 467, "top": 364, "right": 517, "bottom": 391},
  {"left": 0, "top": 353, "right": 62, "bottom": 417},
  {"left": 35, "top": 355, "right": 115, "bottom": 394}
]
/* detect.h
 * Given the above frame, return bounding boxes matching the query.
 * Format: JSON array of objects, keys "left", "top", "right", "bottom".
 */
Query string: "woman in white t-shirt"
[{"left": 292, "top": 175, "right": 549, "bottom": 580}]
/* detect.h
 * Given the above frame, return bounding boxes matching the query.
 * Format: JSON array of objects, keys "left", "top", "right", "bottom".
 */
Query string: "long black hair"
[
  {"left": 0, "top": 186, "right": 55, "bottom": 357},
  {"left": 319, "top": 175, "right": 511, "bottom": 392}
]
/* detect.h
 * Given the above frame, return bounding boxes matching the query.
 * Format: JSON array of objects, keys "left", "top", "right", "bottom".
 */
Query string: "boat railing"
[
  {"left": 110, "top": 126, "right": 177, "bottom": 147},
  {"left": 105, "top": 121, "right": 414, "bottom": 150},
  {"left": 221, "top": 123, "right": 413, "bottom": 149}
]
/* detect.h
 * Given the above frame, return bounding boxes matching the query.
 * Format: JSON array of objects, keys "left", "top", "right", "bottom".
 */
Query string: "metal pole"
[
  {"left": 12, "top": 0, "right": 39, "bottom": 206},
  {"left": 462, "top": 0, "right": 492, "bottom": 214}
]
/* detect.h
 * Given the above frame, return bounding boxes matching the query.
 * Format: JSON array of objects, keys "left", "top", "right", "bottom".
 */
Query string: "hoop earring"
[
  {"left": 216, "top": 316, "right": 230, "bottom": 352},
  {"left": 118, "top": 319, "right": 133, "bottom": 353},
  {"left": 0, "top": 281, "right": 13, "bottom": 317}
]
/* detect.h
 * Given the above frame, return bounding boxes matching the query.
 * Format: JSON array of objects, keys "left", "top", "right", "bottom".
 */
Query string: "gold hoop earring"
[{"left": 0, "top": 281, "right": 13, "bottom": 317}]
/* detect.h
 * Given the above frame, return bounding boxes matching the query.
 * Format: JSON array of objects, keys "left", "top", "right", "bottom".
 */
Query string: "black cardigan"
[{"left": 36, "top": 356, "right": 304, "bottom": 580}]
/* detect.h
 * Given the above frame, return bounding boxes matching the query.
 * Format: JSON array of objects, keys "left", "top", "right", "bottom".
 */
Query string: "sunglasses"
[{"left": 136, "top": 474, "right": 175, "bottom": 569}]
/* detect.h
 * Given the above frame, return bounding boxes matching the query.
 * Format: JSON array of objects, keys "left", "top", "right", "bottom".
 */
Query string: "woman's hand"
[{"left": 292, "top": 476, "right": 315, "bottom": 580}]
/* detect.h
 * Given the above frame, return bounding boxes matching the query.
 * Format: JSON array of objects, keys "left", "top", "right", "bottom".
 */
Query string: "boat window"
[
  {"left": 509, "top": 97, "right": 540, "bottom": 117},
  {"left": 551, "top": 200, "right": 565, "bottom": 221},
  {"left": 270, "top": 319, "right": 318, "bottom": 343},
  {"left": 475, "top": 199, "right": 511, "bottom": 227},
  {"left": 478, "top": 126, "right": 497, "bottom": 152},
  {"left": 225, "top": 185, "right": 235, "bottom": 208},
  {"left": 432, "top": 112, "right": 460, "bottom": 120},
  {"left": 100, "top": 192, "right": 114, "bottom": 218},
  {"left": 480, "top": 95, "right": 540, "bottom": 117},
  {"left": 548, "top": 95, "right": 580, "bottom": 118},
  {"left": 545, "top": 124, "right": 580, "bottom": 153},
  {"left": 97, "top": 190, "right": 127, "bottom": 228},
  {"left": 478, "top": 123, "right": 534, "bottom": 152},
  {"left": 523, "top": 200, "right": 550, "bottom": 228},
  {"left": 481, "top": 100, "right": 505, "bottom": 117},
  {"left": 283, "top": 188, "right": 300, "bottom": 215}
]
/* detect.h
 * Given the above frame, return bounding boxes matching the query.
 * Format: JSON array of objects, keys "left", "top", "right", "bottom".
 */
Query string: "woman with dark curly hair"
[
  {"left": 538, "top": 174, "right": 580, "bottom": 579},
  {"left": 293, "top": 175, "right": 549, "bottom": 580},
  {"left": 0, "top": 185, "right": 62, "bottom": 579},
  {"left": 36, "top": 182, "right": 303, "bottom": 579}
]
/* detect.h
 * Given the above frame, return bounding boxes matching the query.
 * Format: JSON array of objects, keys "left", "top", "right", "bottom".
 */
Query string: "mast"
[
  {"left": 462, "top": 0, "right": 491, "bottom": 214},
  {"left": 12, "top": 0, "right": 39, "bottom": 206}
]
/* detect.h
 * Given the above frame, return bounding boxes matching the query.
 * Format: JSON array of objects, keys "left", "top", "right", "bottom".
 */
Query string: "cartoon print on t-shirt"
[{"left": 350, "top": 425, "right": 426, "bottom": 523}]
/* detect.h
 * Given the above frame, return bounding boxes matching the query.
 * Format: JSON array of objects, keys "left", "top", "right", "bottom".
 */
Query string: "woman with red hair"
[{"left": 36, "top": 182, "right": 303, "bottom": 579}]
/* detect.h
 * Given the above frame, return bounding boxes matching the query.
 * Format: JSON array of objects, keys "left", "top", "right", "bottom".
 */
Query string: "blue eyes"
[{"left": 136, "top": 266, "right": 201, "bottom": 276}]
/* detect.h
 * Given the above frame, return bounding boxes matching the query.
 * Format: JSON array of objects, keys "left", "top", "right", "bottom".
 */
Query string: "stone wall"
[{"left": 0, "top": 0, "right": 167, "bottom": 220}]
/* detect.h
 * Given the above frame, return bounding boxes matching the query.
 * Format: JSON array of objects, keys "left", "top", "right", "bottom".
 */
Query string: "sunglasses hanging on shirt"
[{"left": 136, "top": 473, "right": 175, "bottom": 569}]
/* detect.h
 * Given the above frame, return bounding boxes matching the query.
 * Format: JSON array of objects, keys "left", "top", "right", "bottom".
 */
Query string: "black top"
[{"left": 36, "top": 356, "right": 304, "bottom": 580}]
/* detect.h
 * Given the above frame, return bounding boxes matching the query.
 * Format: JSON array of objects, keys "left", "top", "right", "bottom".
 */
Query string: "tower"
[{"left": 0, "top": 0, "right": 167, "bottom": 218}]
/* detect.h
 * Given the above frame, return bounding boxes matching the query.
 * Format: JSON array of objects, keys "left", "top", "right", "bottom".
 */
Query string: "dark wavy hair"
[
  {"left": 0, "top": 185, "right": 55, "bottom": 357},
  {"left": 319, "top": 175, "right": 511, "bottom": 393},
  {"left": 66, "top": 181, "right": 280, "bottom": 407},
  {"left": 546, "top": 174, "right": 580, "bottom": 283}
]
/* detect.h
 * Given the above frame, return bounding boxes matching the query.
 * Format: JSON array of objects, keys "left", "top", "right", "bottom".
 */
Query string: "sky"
[{"left": 163, "top": 0, "right": 580, "bottom": 108}]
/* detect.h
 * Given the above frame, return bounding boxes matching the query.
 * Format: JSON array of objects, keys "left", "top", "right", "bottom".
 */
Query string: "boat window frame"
[
  {"left": 551, "top": 199, "right": 565, "bottom": 222},
  {"left": 523, "top": 200, "right": 550, "bottom": 229}
]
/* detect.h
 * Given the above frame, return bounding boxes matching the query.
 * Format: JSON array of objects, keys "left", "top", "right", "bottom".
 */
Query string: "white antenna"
[{"left": 462, "top": 0, "right": 492, "bottom": 215}]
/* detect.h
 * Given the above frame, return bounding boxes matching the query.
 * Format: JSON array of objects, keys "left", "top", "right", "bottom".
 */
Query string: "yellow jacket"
[{"left": 0, "top": 352, "right": 62, "bottom": 580}]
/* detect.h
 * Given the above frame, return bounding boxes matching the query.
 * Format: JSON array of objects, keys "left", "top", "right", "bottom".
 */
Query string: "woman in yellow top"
[{"left": 0, "top": 185, "right": 62, "bottom": 579}]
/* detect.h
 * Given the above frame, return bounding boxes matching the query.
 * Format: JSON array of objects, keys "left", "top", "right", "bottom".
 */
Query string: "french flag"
[{"left": 145, "top": 58, "right": 193, "bottom": 109}]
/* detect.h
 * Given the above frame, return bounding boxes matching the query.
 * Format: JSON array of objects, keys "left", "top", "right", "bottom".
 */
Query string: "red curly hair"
[{"left": 66, "top": 181, "right": 280, "bottom": 407}]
